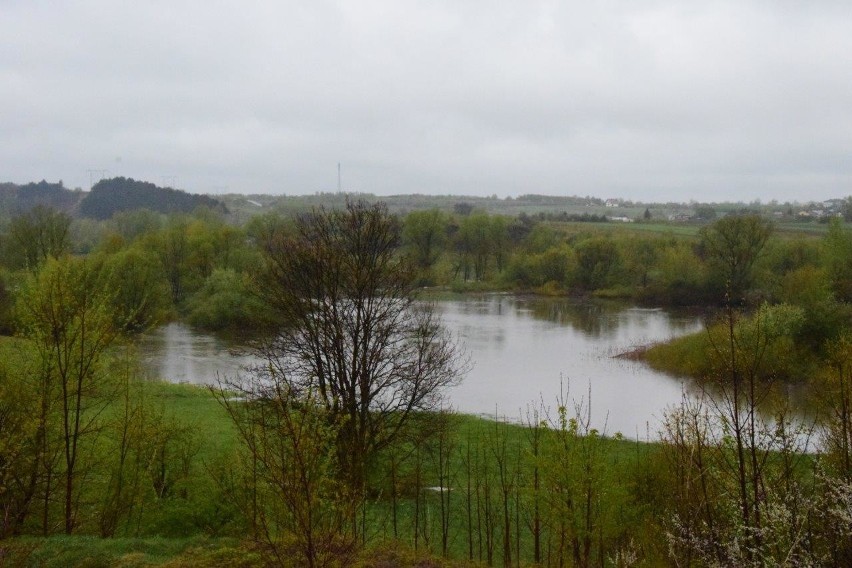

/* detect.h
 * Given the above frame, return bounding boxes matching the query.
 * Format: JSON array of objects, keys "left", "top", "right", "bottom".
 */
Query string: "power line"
[{"left": 86, "top": 169, "right": 109, "bottom": 190}]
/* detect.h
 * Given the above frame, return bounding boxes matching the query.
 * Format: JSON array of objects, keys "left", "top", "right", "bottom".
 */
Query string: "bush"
[{"left": 185, "top": 269, "right": 269, "bottom": 333}]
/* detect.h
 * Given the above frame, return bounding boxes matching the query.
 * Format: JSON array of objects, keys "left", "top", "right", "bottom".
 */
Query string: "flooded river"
[{"left": 138, "top": 295, "right": 704, "bottom": 437}]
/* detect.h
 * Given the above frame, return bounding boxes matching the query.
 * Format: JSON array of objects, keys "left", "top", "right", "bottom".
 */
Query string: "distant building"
[
  {"left": 605, "top": 199, "right": 619, "bottom": 208},
  {"left": 668, "top": 213, "right": 691, "bottom": 222}
]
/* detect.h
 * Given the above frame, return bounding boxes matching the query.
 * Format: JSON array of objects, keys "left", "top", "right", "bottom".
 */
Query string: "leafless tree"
[{"left": 247, "top": 200, "right": 464, "bottom": 534}]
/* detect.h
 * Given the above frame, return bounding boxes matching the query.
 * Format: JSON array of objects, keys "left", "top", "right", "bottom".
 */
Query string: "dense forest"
[
  {"left": 2, "top": 188, "right": 852, "bottom": 566},
  {"left": 80, "top": 178, "right": 228, "bottom": 219},
  {"left": 0, "top": 180, "right": 82, "bottom": 214}
]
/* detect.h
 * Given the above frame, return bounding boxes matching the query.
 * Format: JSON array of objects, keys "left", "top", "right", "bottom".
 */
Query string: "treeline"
[
  {"left": 404, "top": 208, "right": 851, "bottom": 308},
  {"left": 0, "top": 180, "right": 80, "bottom": 214},
  {"left": 79, "top": 177, "right": 228, "bottom": 220},
  {"left": 3, "top": 204, "right": 852, "bottom": 354}
]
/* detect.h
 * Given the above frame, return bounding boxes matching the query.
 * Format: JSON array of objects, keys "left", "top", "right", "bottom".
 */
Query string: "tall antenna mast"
[{"left": 338, "top": 162, "right": 342, "bottom": 192}]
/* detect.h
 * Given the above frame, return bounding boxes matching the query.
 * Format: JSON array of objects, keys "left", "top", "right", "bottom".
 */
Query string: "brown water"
[{"left": 138, "top": 295, "right": 704, "bottom": 438}]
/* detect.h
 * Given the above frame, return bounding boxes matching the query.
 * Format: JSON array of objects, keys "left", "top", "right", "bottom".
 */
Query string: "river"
[{"left": 138, "top": 295, "right": 704, "bottom": 438}]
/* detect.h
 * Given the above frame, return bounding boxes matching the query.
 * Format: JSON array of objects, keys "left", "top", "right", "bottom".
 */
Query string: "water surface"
[
  {"left": 138, "top": 295, "right": 704, "bottom": 437},
  {"left": 433, "top": 295, "right": 702, "bottom": 436}
]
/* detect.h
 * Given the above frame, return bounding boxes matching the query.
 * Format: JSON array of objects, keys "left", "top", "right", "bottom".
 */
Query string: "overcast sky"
[{"left": 2, "top": 1, "right": 851, "bottom": 202}]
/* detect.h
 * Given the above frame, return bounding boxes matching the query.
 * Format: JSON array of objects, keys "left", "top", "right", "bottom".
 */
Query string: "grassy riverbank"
[{"left": 1, "top": 379, "right": 668, "bottom": 566}]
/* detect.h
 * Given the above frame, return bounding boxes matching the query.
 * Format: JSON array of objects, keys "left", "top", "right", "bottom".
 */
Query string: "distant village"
[{"left": 601, "top": 197, "right": 848, "bottom": 223}]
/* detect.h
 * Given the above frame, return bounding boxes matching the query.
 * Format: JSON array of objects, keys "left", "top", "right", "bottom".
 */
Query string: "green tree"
[
  {"left": 646, "top": 242, "right": 708, "bottom": 305},
  {"left": 147, "top": 220, "right": 190, "bottom": 304},
  {"left": 523, "top": 224, "right": 558, "bottom": 254},
  {"left": 97, "top": 247, "right": 172, "bottom": 333},
  {"left": 0, "top": 345, "right": 40, "bottom": 537},
  {"left": 403, "top": 209, "right": 448, "bottom": 273},
  {"left": 456, "top": 213, "right": 494, "bottom": 281},
  {"left": 16, "top": 257, "right": 121, "bottom": 534},
  {"left": 699, "top": 214, "right": 773, "bottom": 303},
  {"left": 186, "top": 268, "right": 268, "bottom": 332},
  {"left": 823, "top": 217, "right": 852, "bottom": 302},
  {"left": 693, "top": 206, "right": 717, "bottom": 221},
  {"left": 4, "top": 205, "right": 71, "bottom": 271},
  {"left": 574, "top": 237, "right": 621, "bottom": 290},
  {"left": 108, "top": 208, "right": 164, "bottom": 243},
  {"left": 0, "top": 269, "right": 14, "bottom": 334}
]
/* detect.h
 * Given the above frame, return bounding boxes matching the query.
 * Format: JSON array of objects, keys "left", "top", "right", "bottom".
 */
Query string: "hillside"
[
  {"left": 79, "top": 177, "right": 227, "bottom": 219},
  {"left": 0, "top": 180, "right": 81, "bottom": 214}
]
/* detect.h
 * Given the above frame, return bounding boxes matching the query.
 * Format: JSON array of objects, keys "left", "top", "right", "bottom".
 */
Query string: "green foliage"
[
  {"left": 504, "top": 245, "right": 575, "bottom": 290},
  {"left": 79, "top": 177, "right": 227, "bottom": 220},
  {"left": 0, "top": 268, "right": 15, "bottom": 334},
  {"left": 8, "top": 194, "right": 852, "bottom": 565},
  {"left": 823, "top": 217, "right": 852, "bottom": 302},
  {"left": 3, "top": 205, "right": 71, "bottom": 271},
  {"left": 574, "top": 236, "right": 622, "bottom": 290},
  {"left": 215, "top": 391, "right": 353, "bottom": 567},
  {"left": 698, "top": 213, "right": 773, "bottom": 302},
  {"left": 0, "top": 180, "right": 79, "bottom": 216},
  {"left": 693, "top": 205, "right": 717, "bottom": 221},
  {"left": 647, "top": 303, "right": 809, "bottom": 383},
  {"left": 403, "top": 209, "right": 449, "bottom": 275},
  {"left": 15, "top": 256, "right": 122, "bottom": 534},
  {"left": 96, "top": 247, "right": 173, "bottom": 333},
  {"left": 780, "top": 266, "right": 848, "bottom": 349},
  {"left": 0, "top": 340, "right": 40, "bottom": 538},
  {"left": 108, "top": 208, "right": 165, "bottom": 243},
  {"left": 186, "top": 269, "right": 268, "bottom": 333},
  {"left": 1, "top": 535, "right": 263, "bottom": 568},
  {"left": 454, "top": 212, "right": 498, "bottom": 281},
  {"left": 641, "top": 242, "right": 710, "bottom": 305},
  {"left": 522, "top": 223, "right": 559, "bottom": 253}
]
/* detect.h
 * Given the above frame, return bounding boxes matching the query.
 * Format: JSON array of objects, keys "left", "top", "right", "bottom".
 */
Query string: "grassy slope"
[{"left": 2, "top": 378, "right": 660, "bottom": 566}]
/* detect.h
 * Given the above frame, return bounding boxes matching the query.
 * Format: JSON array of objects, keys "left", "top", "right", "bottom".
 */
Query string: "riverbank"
[
  {"left": 3, "top": 369, "right": 836, "bottom": 566},
  {"left": 0, "top": 380, "right": 666, "bottom": 567}
]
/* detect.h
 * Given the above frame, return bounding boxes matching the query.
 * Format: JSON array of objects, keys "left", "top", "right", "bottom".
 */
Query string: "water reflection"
[
  {"left": 137, "top": 323, "right": 261, "bottom": 385},
  {"left": 432, "top": 296, "right": 704, "bottom": 436},
  {"left": 139, "top": 296, "right": 705, "bottom": 438}
]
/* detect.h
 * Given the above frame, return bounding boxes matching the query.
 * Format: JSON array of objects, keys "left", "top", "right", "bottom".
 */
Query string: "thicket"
[{"left": 2, "top": 203, "right": 852, "bottom": 566}]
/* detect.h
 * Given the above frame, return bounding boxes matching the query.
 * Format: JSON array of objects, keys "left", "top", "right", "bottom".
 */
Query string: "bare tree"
[
  {"left": 251, "top": 200, "right": 464, "bottom": 532},
  {"left": 215, "top": 380, "right": 352, "bottom": 568},
  {"left": 663, "top": 304, "right": 817, "bottom": 567}
]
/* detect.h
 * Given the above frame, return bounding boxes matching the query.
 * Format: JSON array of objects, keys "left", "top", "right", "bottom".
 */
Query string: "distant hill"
[
  {"left": 79, "top": 177, "right": 227, "bottom": 219},
  {"left": 0, "top": 180, "right": 80, "bottom": 214}
]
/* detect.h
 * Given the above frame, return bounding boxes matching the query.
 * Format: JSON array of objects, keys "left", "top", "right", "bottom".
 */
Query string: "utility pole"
[
  {"left": 338, "top": 162, "right": 342, "bottom": 193},
  {"left": 86, "top": 169, "right": 108, "bottom": 190}
]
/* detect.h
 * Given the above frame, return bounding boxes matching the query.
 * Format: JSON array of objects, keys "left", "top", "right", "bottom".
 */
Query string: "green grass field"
[{"left": 1, "top": 376, "right": 666, "bottom": 566}]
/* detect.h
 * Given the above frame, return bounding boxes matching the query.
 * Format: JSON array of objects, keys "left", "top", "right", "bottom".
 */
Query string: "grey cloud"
[{"left": 2, "top": 0, "right": 851, "bottom": 201}]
